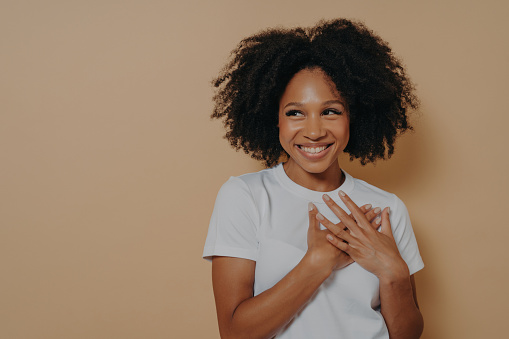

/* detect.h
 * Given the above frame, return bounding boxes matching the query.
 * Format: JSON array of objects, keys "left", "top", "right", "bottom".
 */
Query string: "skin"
[
  {"left": 212, "top": 68, "right": 423, "bottom": 339},
  {"left": 278, "top": 68, "right": 350, "bottom": 192}
]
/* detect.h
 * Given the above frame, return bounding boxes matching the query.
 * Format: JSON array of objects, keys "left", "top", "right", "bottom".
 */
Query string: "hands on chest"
[{"left": 306, "top": 191, "right": 409, "bottom": 281}]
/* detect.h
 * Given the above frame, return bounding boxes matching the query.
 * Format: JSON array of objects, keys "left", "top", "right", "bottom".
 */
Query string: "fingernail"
[
  {"left": 326, "top": 234, "right": 334, "bottom": 241},
  {"left": 339, "top": 190, "right": 346, "bottom": 197},
  {"left": 316, "top": 212, "right": 324, "bottom": 221},
  {"left": 387, "top": 207, "right": 391, "bottom": 214},
  {"left": 365, "top": 204, "right": 372, "bottom": 210},
  {"left": 375, "top": 217, "right": 381, "bottom": 225},
  {"left": 308, "top": 202, "right": 314, "bottom": 211},
  {"left": 323, "top": 194, "right": 331, "bottom": 201},
  {"left": 373, "top": 207, "right": 381, "bottom": 214}
]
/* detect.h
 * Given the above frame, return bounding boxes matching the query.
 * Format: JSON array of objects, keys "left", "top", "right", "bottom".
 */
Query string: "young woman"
[{"left": 203, "top": 19, "right": 424, "bottom": 339}]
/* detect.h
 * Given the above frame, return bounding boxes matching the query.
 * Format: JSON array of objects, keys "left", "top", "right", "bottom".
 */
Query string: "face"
[{"left": 278, "top": 68, "right": 349, "bottom": 179}]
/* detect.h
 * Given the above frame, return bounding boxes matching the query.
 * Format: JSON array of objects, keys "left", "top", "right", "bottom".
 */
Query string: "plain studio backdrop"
[{"left": 1, "top": 0, "right": 508, "bottom": 338}]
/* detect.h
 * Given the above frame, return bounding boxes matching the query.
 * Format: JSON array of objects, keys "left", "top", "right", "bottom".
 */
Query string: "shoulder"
[
  {"left": 348, "top": 175, "right": 402, "bottom": 208},
  {"left": 218, "top": 166, "right": 279, "bottom": 198},
  {"left": 213, "top": 166, "right": 276, "bottom": 209},
  {"left": 205, "top": 172, "right": 271, "bottom": 261},
  {"left": 347, "top": 174, "right": 410, "bottom": 230},
  {"left": 236, "top": 166, "right": 278, "bottom": 187}
]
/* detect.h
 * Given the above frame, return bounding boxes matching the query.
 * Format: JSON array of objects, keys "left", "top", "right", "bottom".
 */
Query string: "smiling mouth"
[{"left": 297, "top": 144, "right": 332, "bottom": 154}]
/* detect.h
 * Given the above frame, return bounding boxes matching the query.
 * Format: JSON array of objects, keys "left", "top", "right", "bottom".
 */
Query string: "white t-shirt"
[{"left": 203, "top": 164, "right": 424, "bottom": 339}]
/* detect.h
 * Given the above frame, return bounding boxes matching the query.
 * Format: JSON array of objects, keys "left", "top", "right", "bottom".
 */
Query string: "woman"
[{"left": 203, "top": 19, "right": 424, "bottom": 339}]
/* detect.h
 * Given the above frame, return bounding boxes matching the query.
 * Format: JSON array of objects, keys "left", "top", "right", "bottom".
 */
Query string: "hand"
[
  {"left": 306, "top": 202, "right": 380, "bottom": 274},
  {"left": 317, "top": 191, "right": 409, "bottom": 281}
]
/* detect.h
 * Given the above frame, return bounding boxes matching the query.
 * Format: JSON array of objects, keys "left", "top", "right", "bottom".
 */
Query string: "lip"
[
  {"left": 296, "top": 142, "right": 331, "bottom": 148},
  {"left": 295, "top": 143, "right": 334, "bottom": 160}
]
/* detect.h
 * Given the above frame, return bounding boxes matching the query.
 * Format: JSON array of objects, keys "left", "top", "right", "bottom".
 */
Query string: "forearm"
[
  {"left": 221, "top": 255, "right": 330, "bottom": 339},
  {"left": 380, "top": 270, "right": 423, "bottom": 339}
]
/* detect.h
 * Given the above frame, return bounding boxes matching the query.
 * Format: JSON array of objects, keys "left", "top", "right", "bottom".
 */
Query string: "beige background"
[{"left": 1, "top": 0, "right": 508, "bottom": 338}]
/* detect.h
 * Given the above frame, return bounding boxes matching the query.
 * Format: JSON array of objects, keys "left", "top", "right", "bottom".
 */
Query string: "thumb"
[
  {"left": 308, "top": 202, "right": 320, "bottom": 231},
  {"left": 380, "top": 207, "right": 394, "bottom": 238}
]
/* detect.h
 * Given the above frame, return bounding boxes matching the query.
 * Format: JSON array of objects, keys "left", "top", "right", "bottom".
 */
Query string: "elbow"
[
  {"left": 388, "top": 310, "right": 424, "bottom": 339},
  {"left": 219, "top": 328, "right": 272, "bottom": 339},
  {"left": 401, "top": 312, "right": 424, "bottom": 339},
  {"left": 410, "top": 306, "right": 424, "bottom": 339},
  {"left": 217, "top": 320, "right": 248, "bottom": 339},
  {"left": 219, "top": 321, "right": 274, "bottom": 339},
  {"left": 405, "top": 311, "right": 424, "bottom": 339},
  {"left": 218, "top": 321, "right": 240, "bottom": 339}
]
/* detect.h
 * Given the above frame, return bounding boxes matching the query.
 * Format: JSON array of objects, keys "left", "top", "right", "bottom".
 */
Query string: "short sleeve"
[
  {"left": 203, "top": 176, "right": 260, "bottom": 261},
  {"left": 390, "top": 195, "right": 424, "bottom": 275}
]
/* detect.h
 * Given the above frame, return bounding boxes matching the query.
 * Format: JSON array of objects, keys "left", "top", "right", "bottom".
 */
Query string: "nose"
[{"left": 304, "top": 114, "right": 326, "bottom": 140}]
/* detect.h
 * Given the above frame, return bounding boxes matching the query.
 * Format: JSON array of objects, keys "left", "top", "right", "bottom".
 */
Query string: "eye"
[
  {"left": 285, "top": 110, "right": 304, "bottom": 117},
  {"left": 322, "top": 109, "right": 342, "bottom": 116}
]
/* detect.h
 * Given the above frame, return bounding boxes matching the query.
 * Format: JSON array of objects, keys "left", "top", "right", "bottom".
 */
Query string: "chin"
[{"left": 294, "top": 159, "right": 338, "bottom": 175}]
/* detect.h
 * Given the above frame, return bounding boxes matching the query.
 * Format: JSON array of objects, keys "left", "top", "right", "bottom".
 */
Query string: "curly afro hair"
[{"left": 212, "top": 18, "right": 418, "bottom": 167}]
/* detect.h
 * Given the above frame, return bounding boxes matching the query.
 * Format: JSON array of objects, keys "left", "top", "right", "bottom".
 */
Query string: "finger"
[
  {"left": 308, "top": 202, "right": 320, "bottom": 231},
  {"left": 380, "top": 207, "right": 393, "bottom": 237},
  {"left": 316, "top": 212, "right": 354, "bottom": 243},
  {"left": 338, "top": 190, "right": 370, "bottom": 229},
  {"left": 322, "top": 194, "right": 360, "bottom": 232},
  {"left": 359, "top": 204, "right": 372, "bottom": 214},
  {"left": 343, "top": 205, "right": 377, "bottom": 230},
  {"left": 372, "top": 216, "right": 382, "bottom": 230},
  {"left": 353, "top": 204, "right": 373, "bottom": 222},
  {"left": 366, "top": 207, "right": 382, "bottom": 230},
  {"left": 364, "top": 206, "right": 380, "bottom": 222},
  {"left": 326, "top": 233, "right": 350, "bottom": 253},
  {"left": 343, "top": 217, "right": 380, "bottom": 233}
]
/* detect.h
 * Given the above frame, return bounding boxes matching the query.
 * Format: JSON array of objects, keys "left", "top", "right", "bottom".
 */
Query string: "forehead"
[{"left": 280, "top": 68, "right": 342, "bottom": 104}]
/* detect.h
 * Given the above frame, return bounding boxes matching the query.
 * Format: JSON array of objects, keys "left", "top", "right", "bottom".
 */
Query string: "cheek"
[
  {"left": 334, "top": 122, "right": 350, "bottom": 145},
  {"left": 278, "top": 119, "right": 296, "bottom": 142},
  {"left": 278, "top": 125, "right": 291, "bottom": 150},
  {"left": 278, "top": 121, "right": 300, "bottom": 155},
  {"left": 343, "top": 125, "right": 350, "bottom": 140},
  {"left": 344, "top": 128, "right": 350, "bottom": 146}
]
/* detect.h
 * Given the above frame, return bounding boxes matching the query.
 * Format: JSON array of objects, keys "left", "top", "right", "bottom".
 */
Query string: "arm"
[
  {"left": 380, "top": 274, "right": 423, "bottom": 339},
  {"left": 212, "top": 203, "right": 380, "bottom": 339},
  {"left": 212, "top": 253, "right": 330, "bottom": 339},
  {"left": 318, "top": 192, "right": 423, "bottom": 339}
]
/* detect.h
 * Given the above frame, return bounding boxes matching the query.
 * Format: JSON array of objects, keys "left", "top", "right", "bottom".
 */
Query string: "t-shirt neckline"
[{"left": 273, "top": 163, "right": 355, "bottom": 202}]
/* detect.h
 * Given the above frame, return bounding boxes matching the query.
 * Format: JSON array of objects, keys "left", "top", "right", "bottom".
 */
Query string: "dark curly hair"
[{"left": 212, "top": 19, "right": 418, "bottom": 167}]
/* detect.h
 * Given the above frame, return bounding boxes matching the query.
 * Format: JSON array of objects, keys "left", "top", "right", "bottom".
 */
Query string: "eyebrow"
[{"left": 283, "top": 99, "right": 345, "bottom": 109}]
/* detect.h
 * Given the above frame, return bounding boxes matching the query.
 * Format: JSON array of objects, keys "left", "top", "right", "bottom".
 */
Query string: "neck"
[{"left": 283, "top": 160, "right": 344, "bottom": 192}]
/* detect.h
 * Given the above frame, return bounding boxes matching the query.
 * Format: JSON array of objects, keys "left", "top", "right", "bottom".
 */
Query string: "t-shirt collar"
[{"left": 274, "top": 163, "right": 355, "bottom": 202}]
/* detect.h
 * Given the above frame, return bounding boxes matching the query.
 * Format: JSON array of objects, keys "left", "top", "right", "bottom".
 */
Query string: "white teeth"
[{"left": 300, "top": 145, "right": 328, "bottom": 154}]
